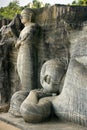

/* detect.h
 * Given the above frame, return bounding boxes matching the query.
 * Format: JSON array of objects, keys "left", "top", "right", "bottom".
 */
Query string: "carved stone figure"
[
  {"left": 40, "top": 59, "right": 65, "bottom": 93},
  {"left": 9, "top": 8, "right": 40, "bottom": 116},
  {"left": 20, "top": 59, "right": 66, "bottom": 122},
  {"left": 52, "top": 24, "right": 87, "bottom": 127},
  {"left": 1, "top": 5, "right": 87, "bottom": 127},
  {"left": 15, "top": 8, "right": 38, "bottom": 91}
]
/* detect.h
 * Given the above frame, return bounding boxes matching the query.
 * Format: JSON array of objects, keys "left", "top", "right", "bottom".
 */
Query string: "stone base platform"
[{"left": 0, "top": 113, "right": 87, "bottom": 130}]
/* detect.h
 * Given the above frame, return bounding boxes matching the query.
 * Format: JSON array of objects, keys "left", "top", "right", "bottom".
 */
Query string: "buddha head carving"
[
  {"left": 40, "top": 59, "right": 66, "bottom": 93},
  {"left": 20, "top": 8, "right": 35, "bottom": 25}
]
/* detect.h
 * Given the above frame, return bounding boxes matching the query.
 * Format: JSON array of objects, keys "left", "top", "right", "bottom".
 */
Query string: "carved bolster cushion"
[
  {"left": 20, "top": 90, "right": 52, "bottom": 123},
  {"left": 52, "top": 58, "right": 87, "bottom": 126},
  {"left": 9, "top": 91, "right": 28, "bottom": 117}
]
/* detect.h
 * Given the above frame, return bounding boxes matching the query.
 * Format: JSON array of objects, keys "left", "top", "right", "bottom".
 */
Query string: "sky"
[{"left": 0, "top": 0, "right": 74, "bottom": 8}]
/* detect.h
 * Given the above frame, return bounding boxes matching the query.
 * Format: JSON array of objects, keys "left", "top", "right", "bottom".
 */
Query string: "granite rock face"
[
  {"left": 52, "top": 58, "right": 87, "bottom": 126},
  {"left": 0, "top": 5, "right": 70, "bottom": 104},
  {"left": 0, "top": 14, "right": 23, "bottom": 105},
  {"left": 0, "top": 5, "right": 87, "bottom": 126},
  {"left": 52, "top": 6, "right": 87, "bottom": 126}
]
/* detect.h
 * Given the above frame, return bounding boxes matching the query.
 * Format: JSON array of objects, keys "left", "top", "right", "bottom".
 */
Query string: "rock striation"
[{"left": 0, "top": 5, "right": 87, "bottom": 126}]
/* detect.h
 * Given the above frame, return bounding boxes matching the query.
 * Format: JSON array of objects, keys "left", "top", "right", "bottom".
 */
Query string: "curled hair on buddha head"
[{"left": 21, "top": 8, "right": 35, "bottom": 22}]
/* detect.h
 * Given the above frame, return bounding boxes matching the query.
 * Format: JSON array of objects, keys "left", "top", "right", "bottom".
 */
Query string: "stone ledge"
[
  {"left": 0, "top": 120, "right": 20, "bottom": 130},
  {"left": 0, "top": 113, "right": 87, "bottom": 130}
]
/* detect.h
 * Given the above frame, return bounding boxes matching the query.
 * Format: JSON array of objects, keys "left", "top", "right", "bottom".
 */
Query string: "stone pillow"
[{"left": 52, "top": 58, "right": 87, "bottom": 126}]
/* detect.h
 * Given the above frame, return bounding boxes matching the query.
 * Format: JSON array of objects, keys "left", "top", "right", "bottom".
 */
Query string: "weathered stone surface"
[
  {"left": 53, "top": 58, "right": 87, "bottom": 126},
  {"left": 52, "top": 23, "right": 87, "bottom": 127},
  {"left": 16, "top": 23, "right": 39, "bottom": 91},
  {"left": 0, "top": 5, "right": 87, "bottom": 126},
  {"left": 0, "top": 5, "right": 70, "bottom": 104},
  {"left": 9, "top": 8, "right": 41, "bottom": 117},
  {"left": 9, "top": 91, "right": 28, "bottom": 117},
  {"left": 20, "top": 90, "right": 53, "bottom": 123},
  {"left": 0, "top": 14, "right": 23, "bottom": 105},
  {"left": 0, "top": 103, "right": 10, "bottom": 113},
  {"left": 40, "top": 59, "right": 66, "bottom": 93},
  {"left": 0, "top": 113, "right": 87, "bottom": 130},
  {"left": 19, "top": 58, "right": 66, "bottom": 123}
]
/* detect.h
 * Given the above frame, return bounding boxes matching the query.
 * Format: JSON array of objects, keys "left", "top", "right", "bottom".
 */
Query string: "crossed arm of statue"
[{"left": 15, "top": 32, "right": 29, "bottom": 49}]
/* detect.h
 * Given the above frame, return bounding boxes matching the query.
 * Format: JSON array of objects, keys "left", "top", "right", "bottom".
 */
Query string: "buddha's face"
[
  {"left": 40, "top": 60, "right": 65, "bottom": 93},
  {"left": 20, "top": 9, "right": 33, "bottom": 25},
  {"left": 20, "top": 14, "right": 30, "bottom": 25}
]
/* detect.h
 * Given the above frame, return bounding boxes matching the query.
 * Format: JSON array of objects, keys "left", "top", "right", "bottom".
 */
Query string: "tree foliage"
[
  {"left": 0, "top": 0, "right": 50, "bottom": 20},
  {"left": 72, "top": 0, "right": 87, "bottom": 5},
  {"left": 32, "top": 0, "right": 42, "bottom": 8},
  {"left": 27, "top": 0, "right": 50, "bottom": 8},
  {"left": 0, "top": 0, "right": 22, "bottom": 20}
]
